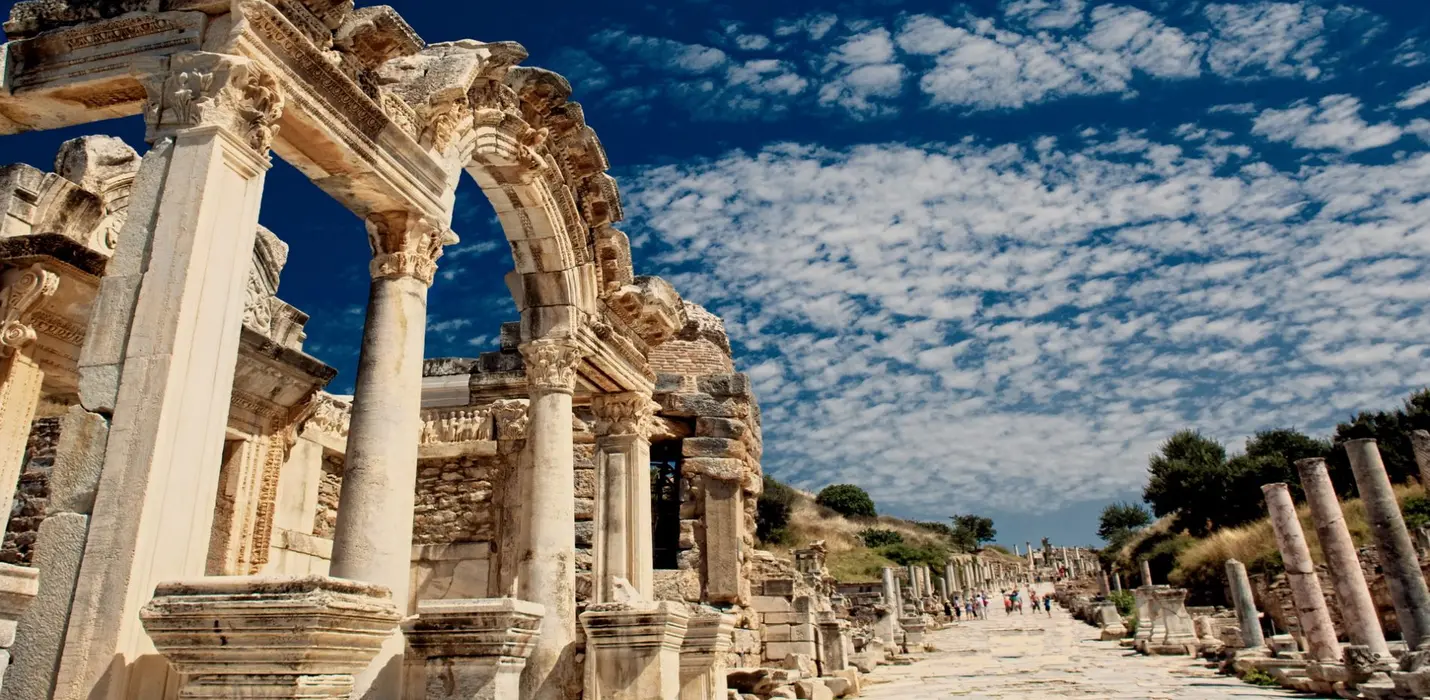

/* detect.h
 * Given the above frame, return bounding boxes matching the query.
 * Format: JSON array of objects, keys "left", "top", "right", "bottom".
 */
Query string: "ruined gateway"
[{"left": 0, "top": 2, "right": 1026, "bottom": 698}]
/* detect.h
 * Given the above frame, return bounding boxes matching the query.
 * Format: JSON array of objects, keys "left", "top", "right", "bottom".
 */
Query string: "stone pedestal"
[
  {"left": 899, "top": 618, "right": 925, "bottom": 650},
  {"left": 1263, "top": 483, "right": 1340, "bottom": 662},
  {"left": 404, "top": 598, "right": 545, "bottom": 700},
  {"left": 580, "top": 602, "right": 689, "bottom": 700},
  {"left": 1297, "top": 458, "right": 1390, "bottom": 657},
  {"left": 816, "top": 614, "right": 850, "bottom": 674},
  {"left": 872, "top": 606, "right": 897, "bottom": 647},
  {"left": 0, "top": 564, "right": 38, "bottom": 692},
  {"left": 1095, "top": 601, "right": 1127, "bottom": 641},
  {"left": 678, "top": 610, "right": 735, "bottom": 700},
  {"left": 1346, "top": 439, "right": 1430, "bottom": 651},
  {"left": 1225, "top": 559, "right": 1265, "bottom": 650},
  {"left": 1133, "top": 588, "right": 1156, "bottom": 643},
  {"left": 138, "top": 575, "right": 400, "bottom": 699},
  {"left": 1145, "top": 588, "right": 1198, "bottom": 656}
]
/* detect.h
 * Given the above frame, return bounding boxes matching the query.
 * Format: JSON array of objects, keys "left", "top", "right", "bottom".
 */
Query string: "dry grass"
[{"left": 770, "top": 491, "right": 968, "bottom": 582}]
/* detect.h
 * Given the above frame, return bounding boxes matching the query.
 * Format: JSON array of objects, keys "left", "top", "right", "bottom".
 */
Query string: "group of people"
[{"left": 942, "top": 589, "right": 1053, "bottom": 620}]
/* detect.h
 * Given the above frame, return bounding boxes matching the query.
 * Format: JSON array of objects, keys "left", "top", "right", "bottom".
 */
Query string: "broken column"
[
  {"left": 139, "top": 576, "right": 400, "bottom": 699},
  {"left": 1297, "top": 457, "right": 1390, "bottom": 657},
  {"left": 404, "top": 598, "right": 545, "bottom": 700},
  {"left": 1262, "top": 482, "right": 1340, "bottom": 662},
  {"left": 1225, "top": 559, "right": 1265, "bottom": 650},
  {"left": 1141, "top": 559, "right": 1153, "bottom": 587},
  {"left": 1347, "top": 439, "right": 1430, "bottom": 651},
  {"left": 679, "top": 610, "right": 735, "bottom": 700},
  {"left": 580, "top": 601, "right": 689, "bottom": 700}
]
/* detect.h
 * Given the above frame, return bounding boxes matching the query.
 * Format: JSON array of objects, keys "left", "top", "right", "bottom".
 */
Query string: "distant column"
[
  {"left": 1297, "top": 457, "right": 1390, "bottom": 656},
  {"left": 1140, "top": 560, "right": 1153, "bottom": 588},
  {"left": 1262, "top": 482, "right": 1340, "bottom": 662},
  {"left": 1346, "top": 439, "right": 1430, "bottom": 650},
  {"left": 1224, "top": 559, "right": 1265, "bottom": 649}
]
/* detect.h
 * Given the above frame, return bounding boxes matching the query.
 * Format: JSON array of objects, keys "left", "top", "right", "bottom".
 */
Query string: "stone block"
[
  {"left": 750, "top": 596, "right": 792, "bottom": 614},
  {"left": 47, "top": 407, "right": 108, "bottom": 515},
  {"left": 765, "top": 611, "right": 814, "bottom": 626},
  {"left": 784, "top": 653, "right": 817, "bottom": 678},
  {"left": 575, "top": 520, "right": 594, "bottom": 548},
  {"left": 697, "top": 374, "right": 751, "bottom": 398},
  {"left": 695, "top": 417, "right": 748, "bottom": 440},
  {"left": 404, "top": 598, "right": 544, "bottom": 700},
  {"left": 763, "top": 579, "right": 795, "bottom": 597},
  {"left": 766, "top": 641, "right": 817, "bottom": 661},
  {"left": 657, "top": 392, "right": 735, "bottom": 418},
  {"left": 793, "top": 678, "right": 832, "bottom": 700},
  {"left": 683, "top": 438, "right": 746, "bottom": 459},
  {"left": 7, "top": 512, "right": 87, "bottom": 700},
  {"left": 653, "top": 568, "right": 702, "bottom": 602},
  {"left": 654, "top": 373, "right": 685, "bottom": 393},
  {"left": 765, "top": 624, "right": 792, "bottom": 642}
]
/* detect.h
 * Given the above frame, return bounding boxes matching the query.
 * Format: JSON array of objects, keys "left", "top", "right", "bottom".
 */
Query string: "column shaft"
[
  {"left": 1262, "top": 482, "right": 1340, "bottom": 662},
  {"left": 1297, "top": 457, "right": 1389, "bottom": 656},
  {"left": 1346, "top": 438, "right": 1430, "bottom": 650},
  {"left": 0, "top": 349, "right": 45, "bottom": 539},
  {"left": 1225, "top": 559, "right": 1265, "bottom": 649}
]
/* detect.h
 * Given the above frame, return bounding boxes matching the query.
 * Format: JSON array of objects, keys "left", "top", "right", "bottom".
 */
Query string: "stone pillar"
[
  {"left": 906, "top": 565, "right": 920, "bottom": 599},
  {"left": 679, "top": 611, "right": 734, "bottom": 700},
  {"left": 1225, "top": 559, "right": 1264, "bottom": 649},
  {"left": 1297, "top": 457, "right": 1390, "bottom": 657},
  {"left": 703, "top": 478, "right": 744, "bottom": 604},
  {"left": 880, "top": 567, "right": 901, "bottom": 632},
  {"left": 815, "top": 613, "right": 849, "bottom": 674},
  {"left": 1412, "top": 430, "right": 1430, "bottom": 489},
  {"left": 1140, "top": 559, "right": 1153, "bottom": 588},
  {"left": 328, "top": 211, "right": 452, "bottom": 698},
  {"left": 139, "top": 576, "right": 400, "bottom": 699},
  {"left": 0, "top": 264, "right": 58, "bottom": 532},
  {"left": 938, "top": 576, "right": 950, "bottom": 605},
  {"left": 55, "top": 54, "right": 280, "bottom": 700},
  {"left": 404, "top": 598, "right": 544, "bottom": 700},
  {"left": 1262, "top": 482, "right": 1340, "bottom": 662},
  {"left": 517, "top": 337, "right": 585, "bottom": 700},
  {"left": 1099, "top": 572, "right": 1110, "bottom": 597},
  {"left": 1346, "top": 438, "right": 1430, "bottom": 650},
  {"left": 580, "top": 602, "right": 689, "bottom": 700},
  {"left": 591, "top": 393, "right": 658, "bottom": 601}
]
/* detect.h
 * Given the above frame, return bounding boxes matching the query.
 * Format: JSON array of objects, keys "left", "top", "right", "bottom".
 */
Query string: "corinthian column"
[
  {"left": 591, "top": 391, "right": 658, "bottom": 601},
  {"left": 330, "top": 211, "right": 454, "bottom": 699},
  {"left": 0, "top": 264, "right": 59, "bottom": 536},
  {"left": 518, "top": 337, "right": 586, "bottom": 700}
]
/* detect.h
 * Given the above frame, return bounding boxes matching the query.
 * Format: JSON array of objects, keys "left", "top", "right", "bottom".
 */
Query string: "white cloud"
[
  {"left": 1252, "top": 95, "right": 1404, "bottom": 152},
  {"left": 1005, "top": 0, "right": 1087, "bottom": 30},
  {"left": 819, "top": 29, "right": 905, "bottom": 116},
  {"left": 624, "top": 128, "right": 1430, "bottom": 517},
  {"left": 1398, "top": 82, "right": 1430, "bottom": 110},
  {"left": 735, "top": 34, "right": 771, "bottom": 51},
  {"left": 1203, "top": 2, "right": 1327, "bottom": 79}
]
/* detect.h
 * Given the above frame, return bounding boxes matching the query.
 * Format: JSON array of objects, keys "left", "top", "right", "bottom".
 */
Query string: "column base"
[
  {"left": 679, "top": 610, "right": 735, "bottom": 700},
  {"left": 404, "top": 598, "right": 545, "bottom": 700},
  {"left": 581, "top": 601, "right": 689, "bottom": 700},
  {"left": 139, "top": 575, "right": 399, "bottom": 699}
]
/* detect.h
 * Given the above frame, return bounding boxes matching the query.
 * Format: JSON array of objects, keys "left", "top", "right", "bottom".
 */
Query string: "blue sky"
[{"left": 5, "top": 0, "right": 1430, "bottom": 548}]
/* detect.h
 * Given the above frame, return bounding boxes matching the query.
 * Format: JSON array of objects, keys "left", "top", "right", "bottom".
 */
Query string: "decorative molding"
[
  {"left": 0, "top": 264, "right": 60, "bottom": 356},
  {"left": 489, "top": 399, "right": 530, "bottom": 441},
  {"left": 143, "top": 52, "right": 286, "bottom": 153},
  {"left": 303, "top": 392, "right": 352, "bottom": 440},
  {"left": 519, "top": 339, "right": 584, "bottom": 394},
  {"left": 365, "top": 211, "right": 457, "bottom": 285},
  {"left": 591, "top": 392, "right": 659, "bottom": 438},
  {"left": 419, "top": 406, "right": 492, "bottom": 444}
]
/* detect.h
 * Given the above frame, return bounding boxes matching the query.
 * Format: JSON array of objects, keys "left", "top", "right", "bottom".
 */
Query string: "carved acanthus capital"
[
  {"left": 0, "top": 264, "right": 60, "bottom": 357},
  {"left": 519, "top": 338, "right": 585, "bottom": 394},
  {"left": 591, "top": 392, "right": 660, "bottom": 438},
  {"left": 365, "top": 211, "right": 458, "bottom": 286},
  {"left": 142, "top": 52, "right": 285, "bottom": 154}
]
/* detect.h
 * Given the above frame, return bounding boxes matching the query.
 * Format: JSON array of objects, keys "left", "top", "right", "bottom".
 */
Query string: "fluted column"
[
  {"left": 1297, "top": 457, "right": 1390, "bottom": 657},
  {"left": 591, "top": 392, "right": 658, "bottom": 601},
  {"left": 518, "top": 337, "right": 585, "bottom": 700},
  {"left": 1346, "top": 438, "right": 1430, "bottom": 650},
  {"left": 1262, "top": 483, "right": 1340, "bottom": 662},
  {"left": 330, "top": 211, "right": 454, "bottom": 699}
]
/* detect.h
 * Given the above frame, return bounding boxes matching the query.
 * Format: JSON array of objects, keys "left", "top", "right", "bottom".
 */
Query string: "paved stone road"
[{"left": 859, "top": 605, "right": 1303, "bottom": 699}]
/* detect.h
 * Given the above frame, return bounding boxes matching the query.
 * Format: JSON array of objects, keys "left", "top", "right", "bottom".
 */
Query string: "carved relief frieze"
[
  {"left": 0, "top": 264, "right": 60, "bottom": 357},
  {"left": 7, "top": 12, "right": 205, "bottom": 92},
  {"left": 519, "top": 339, "right": 585, "bottom": 394},
  {"left": 419, "top": 406, "right": 493, "bottom": 444},
  {"left": 28, "top": 311, "right": 84, "bottom": 346},
  {"left": 302, "top": 392, "right": 351, "bottom": 440},
  {"left": 365, "top": 211, "right": 456, "bottom": 286},
  {"left": 143, "top": 51, "right": 285, "bottom": 153},
  {"left": 230, "top": 389, "right": 286, "bottom": 421}
]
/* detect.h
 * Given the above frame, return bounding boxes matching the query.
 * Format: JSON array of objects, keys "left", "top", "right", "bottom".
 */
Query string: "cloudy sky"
[{"left": 6, "top": 0, "right": 1430, "bottom": 547}]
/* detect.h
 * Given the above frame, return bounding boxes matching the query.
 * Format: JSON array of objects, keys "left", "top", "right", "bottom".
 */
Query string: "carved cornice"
[
  {"left": 142, "top": 52, "right": 286, "bottom": 153},
  {"left": 519, "top": 338, "right": 585, "bottom": 394},
  {"left": 590, "top": 391, "right": 659, "bottom": 438},
  {"left": 365, "top": 211, "right": 457, "bottom": 286},
  {"left": 0, "top": 264, "right": 59, "bottom": 357}
]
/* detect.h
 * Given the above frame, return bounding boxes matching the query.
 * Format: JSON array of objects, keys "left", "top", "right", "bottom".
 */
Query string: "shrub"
[
  {"left": 859, "top": 528, "right": 904, "bottom": 548},
  {"left": 816, "top": 484, "right": 877, "bottom": 519},
  {"left": 1241, "top": 668, "right": 1280, "bottom": 687},
  {"left": 1107, "top": 590, "right": 1135, "bottom": 617},
  {"left": 1404, "top": 494, "right": 1430, "bottom": 530},
  {"left": 876, "top": 542, "right": 947, "bottom": 568},
  {"left": 758, "top": 475, "right": 797, "bottom": 545}
]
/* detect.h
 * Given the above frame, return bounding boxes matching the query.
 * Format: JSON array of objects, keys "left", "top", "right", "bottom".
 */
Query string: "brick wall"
[
  {"left": 413, "top": 455, "right": 506, "bottom": 545},
  {"left": 650, "top": 338, "right": 733, "bottom": 375}
]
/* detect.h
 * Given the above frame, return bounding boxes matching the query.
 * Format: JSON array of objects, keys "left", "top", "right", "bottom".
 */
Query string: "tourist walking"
[{"left": 1043, "top": 595, "right": 1052, "bottom": 616}]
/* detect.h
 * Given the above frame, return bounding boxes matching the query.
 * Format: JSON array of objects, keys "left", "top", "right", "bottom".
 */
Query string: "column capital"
[
  {"left": 141, "top": 52, "right": 285, "bottom": 156},
  {"left": 0, "top": 264, "right": 59, "bottom": 356},
  {"left": 519, "top": 338, "right": 586, "bottom": 394},
  {"left": 591, "top": 391, "right": 659, "bottom": 438},
  {"left": 365, "top": 211, "right": 458, "bottom": 286}
]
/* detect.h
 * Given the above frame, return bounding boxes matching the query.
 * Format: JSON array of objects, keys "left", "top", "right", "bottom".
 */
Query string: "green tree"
[
  {"left": 1326, "top": 388, "right": 1430, "bottom": 494},
  {"left": 859, "top": 528, "right": 903, "bottom": 548},
  {"left": 1097, "top": 502, "right": 1151, "bottom": 543},
  {"left": 949, "top": 514, "right": 996, "bottom": 551},
  {"left": 757, "top": 475, "right": 796, "bottom": 545},
  {"left": 816, "top": 484, "right": 877, "bottom": 518},
  {"left": 1144, "top": 430, "right": 1229, "bottom": 536}
]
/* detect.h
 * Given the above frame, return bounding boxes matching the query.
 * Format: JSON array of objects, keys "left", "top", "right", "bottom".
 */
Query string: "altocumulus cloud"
[{"left": 619, "top": 114, "right": 1430, "bottom": 518}]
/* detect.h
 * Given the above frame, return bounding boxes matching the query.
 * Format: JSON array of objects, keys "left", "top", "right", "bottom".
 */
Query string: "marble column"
[
  {"left": 1262, "top": 483, "right": 1340, "bottom": 662},
  {"left": 938, "top": 576, "right": 950, "bottom": 605},
  {"left": 907, "top": 565, "right": 921, "bottom": 599},
  {"left": 329, "top": 211, "right": 452, "bottom": 698},
  {"left": 1141, "top": 559, "right": 1153, "bottom": 588},
  {"left": 55, "top": 54, "right": 278, "bottom": 700},
  {"left": 1113, "top": 573, "right": 1122, "bottom": 592},
  {"left": 1412, "top": 430, "right": 1430, "bottom": 489},
  {"left": 517, "top": 337, "right": 585, "bottom": 700},
  {"left": 591, "top": 392, "right": 658, "bottom": 601},
  {"left": 1225, "top": 559, "right": 1265, "bottom": 649},
  {"left": 1297, "top": 457, "right": 1390, "bottom": 657},
  {"left": 1346, "top": 438, "right": 1430, "bottom": 650},
  {"left": 0, "top": 264, "right": 59, "bottom": 539}
]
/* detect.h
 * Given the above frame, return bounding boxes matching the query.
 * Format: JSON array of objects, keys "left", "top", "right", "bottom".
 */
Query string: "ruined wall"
[
  {"left": 412, "top": 455, "right": 503, "bottom": 545},
  {"left": 649, "top": 302, "right": 734, "bottom": 376},
  {"left": 312, "top": 453, "right": 343, "bottom": 540},
  {"left": 2, "top": 417, "right": 60, "bottom": 565}
]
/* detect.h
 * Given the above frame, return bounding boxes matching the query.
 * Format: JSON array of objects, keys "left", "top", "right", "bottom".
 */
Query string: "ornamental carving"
[
  {"left": 143, "top": 52, "right": 286, "bottom": 153},
  {"left": 419, "top": 407, "right": 492, "bottom": 444},
  {"left": 519, "top": 339, "right": 584, "bottom": 394},
  {"left": 0, "top": 264, "right": 60, "bottom": 356},
  {"left": 490, "top": 399, "right": 530, "bottom": 441},
  {"left": 590, "top": 392, "right": 659, "bottom": 438},
  {"left": 303, "top": 392, "right": 351, "bottom": 440},
  {"left": 365, "top": 211, "right": 458, "bottom": 286}
]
